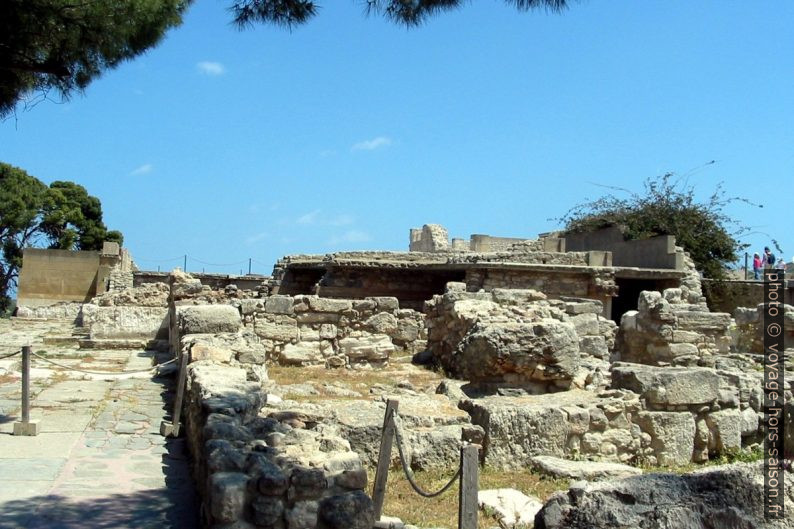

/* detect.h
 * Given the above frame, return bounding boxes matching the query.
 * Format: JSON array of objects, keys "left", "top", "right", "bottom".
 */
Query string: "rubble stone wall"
[
  {"left": 183, "top": 361, "right": 374, "bottom": 529},
  {"left": 458, "top": 362, "right": 765, "bottom": 469},
  {"left": 242, "top": 295, "right": 426, "bottom": 368},
  {"left": 618, "top": 288, "right": 733, "bottom": 366}
]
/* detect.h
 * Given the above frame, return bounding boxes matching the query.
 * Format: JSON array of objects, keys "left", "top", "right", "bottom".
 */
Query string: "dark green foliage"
[
  {"left": 231, "top": 0, "right": 569, "bottom": 28},
  {"left": 0, "top": 163, "right": 122, "bottom": 311},
  {"left": 557, "top": 172, "right": 754, "bottom": 279},
  {"left": 0, "top": 0, "right": 191, "bottom": 117}
]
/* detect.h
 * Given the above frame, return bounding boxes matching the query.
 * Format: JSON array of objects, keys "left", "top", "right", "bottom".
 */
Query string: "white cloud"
[
  {"left": 197, "top": 61, "right": 226, "bottom": 76},
  {"left": 351, "top": 136, "right": 392, "bottom": 151},
  {"left": 296, "top": 210, "right": 321, "bottom": 225},
  {"left": 329, "top": 214, "right": 354, "bottom": 226},
  {"left": 244, "top": 231, "right": 270, "bottom": 245},
  {"left": 129, "top": 163, "right": 152, "bottom": 176},
  {"left": 329, "top": 230, "right": 371, "bottom": 245}
]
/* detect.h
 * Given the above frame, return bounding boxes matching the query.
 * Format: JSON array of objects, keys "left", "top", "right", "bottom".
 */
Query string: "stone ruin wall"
[
  {"left": 183, "top": 360, "right": 374, "bottom": 529},
  {"left": 239, "top": 295, "right": 425, "bottom": 368},
  {"left": 425, "top": 286, "right": 616, "bottom": 392},
  {"left": 166, "top": 270, "right": 426, "bottom": 370},
  {"left": 13, "top": 236, "right": 792, "bottom": 529}
]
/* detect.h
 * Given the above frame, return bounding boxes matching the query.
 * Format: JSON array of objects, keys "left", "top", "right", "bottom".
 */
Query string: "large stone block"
[
  {"left": 611, "top": 364, "right": 720, "bottom": 407},
  {"left": 706, "top": 409, "right": 742, "bottom": 453},
  {"left": 308, "top": 297, "right": 353, "bottom": 313},
  {"left": 209, "top": 472, "right": 248, "bottom": 523},
  {"left": 338, "top": 335, "right": 394, "bottom": 362},
  {"left": 461, "top": 394, "right": 576, "bottom": 467},
  {"left": 265, "top": 295, "right": 295, "bottom": 315},
  {"left": 81, "top": 304, "right": 168, "bottom": 339},
  {"left": 280, "top": 343, "right": 324, "bottom": 366},
  {"left": 674, "top": 310, "right": 732, "bottom": 332},
  {"left": 255, "top": 321, "right": 299, "bottom": 342},
  {"left": 455, "top": 320, "right": 580, "bottom": 383},
  {"left": 178, "top": 305, "right": 241, "bottom": 335},
  {"left": 535, "top": 462, "right": 794, "bottom": 529},
  {"left": 635, "top": 411, "right": 695, "bottom": 466}
]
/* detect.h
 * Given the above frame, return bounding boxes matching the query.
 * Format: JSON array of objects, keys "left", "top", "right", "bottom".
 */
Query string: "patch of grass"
[
  {"left": 637, "top": 446, "right": 765, "bottom": 474},
  {"left": 268, "top": 364, "right": 444, "bottom": 394},
  {"left": 370, "top": 466, "right": 567, "bottom": 528}
]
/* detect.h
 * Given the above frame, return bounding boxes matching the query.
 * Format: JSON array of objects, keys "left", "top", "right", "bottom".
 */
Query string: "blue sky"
[{"left": 2, "top": 1, "right": 792, "bottom": 275}]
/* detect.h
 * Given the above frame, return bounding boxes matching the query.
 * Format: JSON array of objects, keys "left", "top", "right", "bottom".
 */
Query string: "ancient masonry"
[{"left": 13, "top": 224, "right": 794, "bottom": 528}]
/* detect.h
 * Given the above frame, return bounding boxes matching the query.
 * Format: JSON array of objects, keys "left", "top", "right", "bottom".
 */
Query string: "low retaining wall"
[{"left": 183, "top": 361, "right": 375, "bottom": 529}]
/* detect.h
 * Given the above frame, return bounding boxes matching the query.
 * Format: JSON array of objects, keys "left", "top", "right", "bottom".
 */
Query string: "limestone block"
[
  {"left": 318, "top": 491, "right": 375, "bottom": 529},
  {"left": 461, "top": 395, "right": 571, "bottom": 467},
  {"left": 563, "top": 300, "right": 602, "bottom": 315},
  {"left": 674, "top": 310, "right": 732, "bottom": 333},
  {"left": 671, "top": 330, "right": 701, "bottom": 343},
  {"left": 81, "top": 304, "right": 168, "bottom": 339},
  {"left": 179, "top": 305, "right": 241, "bottom": 335},
  {"left": 535, "top": 462, "right": 794, "bottom": 529},
  {"left": 256, "top": 322, "right": 299, "bottom": 342},
  {"left": 296, "top": 312, "right": 342, "bottom": 324},
  {"left": 530, "top": 456, "right": 642, "bottom": 481},
  {"left": 635, "top": 411, "right": 695, "bottom": 466},
  {"left": 562, "top": 407, "right": 590, "bottom": 435},
  {"left": 477, "top": 488, "right": 542, "bottom": 528},
  {"left": 308, "top": 297, "right": 353, "bottom": 313},
  {"left": 371, "top": 297, "right": 399, "bottom": 312},
  {"left": 191, "top": 343, "right": 233, "bottom": 363},
  {"left": 333, "top": 469, "right": 367, "bottom": 490},
  {"left": 240, "top": 299, "right": 265, "bottom": 315},
  {"left": 740, "top": 407, "right": 759, "bottom": 437},
  {"left": 209, "top": 472, "right": 248, "bottom": 523},
  {"left": 579, "top": 335, "right": 608, "bottom": 358},
  {"left": 319, "top": 324, "right": 337, "bottom": 339},
  {"left": 611, "top": 364, "right": 720, "bottom": 407},
  {"left": 569, "top": 313, "right": 600, "bottom": 336},
  {"left": 285, "top": 500, "right": 319, "bottom": 529},
  {"left": 338, "top": 335, "right": 395, "bottom": 361},
  {"left": 454, "top": 319, "right": 580, "bottom": 383},
  {"left": 251, "top": 496, "right": 284, "bottom": 527},
  {"left": 393, "top": 319, "right": 420, "bottom": 342},
  {"left": 265, "top": 295, "right": 295, "bottom": 315},
  {"left": 706, "top": 409, "right": 742, "bottom": 453},
  {"left": 667, "top": 342, "right": 700, "bottom": 358},
  {"left": 280, "top": 343, "right": 324, "bottom": 366},
  {"left": 364, "top": 312, "right": 398, "bottom": 335},
  {"left": 299, "top": 328, "right": 321, "bottom": 342},
  {"left": 491, "top": 288, "right": 547, "bottom": 305}
]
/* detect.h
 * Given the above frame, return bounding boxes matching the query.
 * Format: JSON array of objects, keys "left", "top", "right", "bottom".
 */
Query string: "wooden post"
[
  {"left": 458, "top": 444, "right": 479, "bottom": 529},
  {"left": 13, "top": 345, "right": 39, "bottom": 436},
  {"left": 160, "top": 350, "right": 189, "bottom": 437},
  {"left": 372, "top": 399, "right": 399, "bottom": 521}
]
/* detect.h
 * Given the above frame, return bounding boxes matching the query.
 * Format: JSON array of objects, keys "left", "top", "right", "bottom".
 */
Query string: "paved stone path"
[{"left": 0, "top": 348, "right": 199, "bottom": 529}]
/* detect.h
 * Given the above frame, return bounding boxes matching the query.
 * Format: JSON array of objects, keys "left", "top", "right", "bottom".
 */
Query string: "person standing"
[
  {"left": 764, "top": 247, "right": 776, "bottom": 270},
  {"left": 753, "top": 252, "right": 763, "bottom": 280}
]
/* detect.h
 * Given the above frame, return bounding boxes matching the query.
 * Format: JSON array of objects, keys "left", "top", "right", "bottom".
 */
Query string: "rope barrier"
[
  {"left": 0, "top": 350, "right": 22, "bottom": 360},
  {"left": 30, "top": 352, "right": 177, "bottom": 376},
  {"left": 390, "top": 407, "right": 461, "bottom": 498}
]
